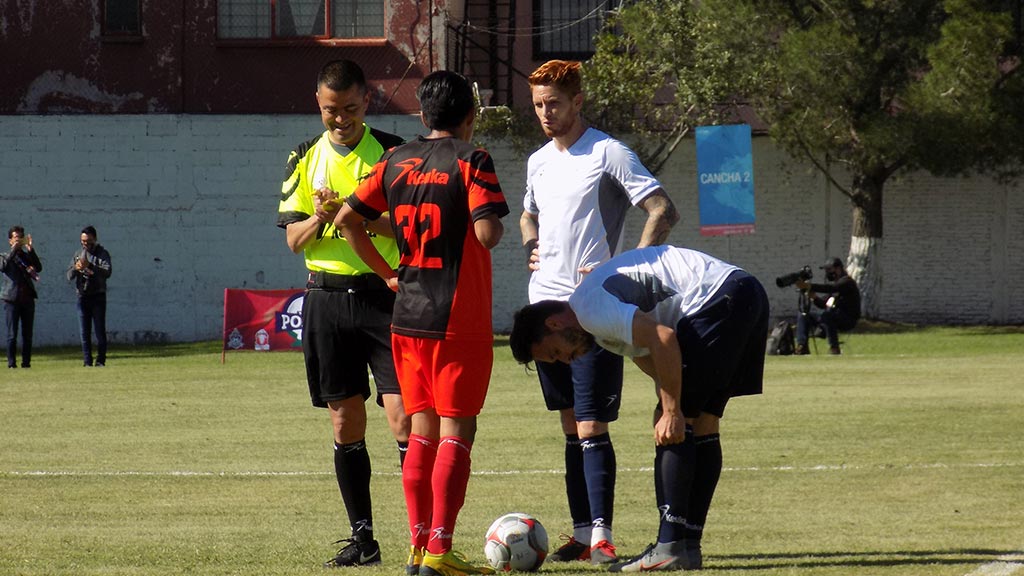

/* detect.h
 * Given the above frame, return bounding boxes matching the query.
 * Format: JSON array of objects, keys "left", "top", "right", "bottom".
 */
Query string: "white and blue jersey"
[
  {"left": 569, "top": 246, "right": 741, "bottom": 357},
  {"left": 524, "top": 128, "right": 662, "bottom": 303}
]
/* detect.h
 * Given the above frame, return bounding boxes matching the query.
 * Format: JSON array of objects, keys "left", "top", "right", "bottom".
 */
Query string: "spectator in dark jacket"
[
  {"left": 795, "top": 257, "right": 861, "bottom": 355},
  {"left": 67, "top": 226, "right": 112, "bottom": 367},
  {"left": 2, "top": 225, "right": 42, "bottom": 368}
]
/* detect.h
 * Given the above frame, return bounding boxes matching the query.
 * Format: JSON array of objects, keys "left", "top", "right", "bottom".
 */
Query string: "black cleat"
[{"left": 323, "top": 538, "right": 382, "bottom": 568}]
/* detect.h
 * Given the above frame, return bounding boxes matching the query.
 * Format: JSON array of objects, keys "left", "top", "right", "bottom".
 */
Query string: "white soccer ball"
[{"left": 483, "top": 513, "right": 549, "bottom": 572}]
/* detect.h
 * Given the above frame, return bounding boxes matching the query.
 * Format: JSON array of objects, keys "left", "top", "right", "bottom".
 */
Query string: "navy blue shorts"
[
  {"left": 673, "top": 271, "right": 769, "bottom": 419},
  {"left": 536, "top": 344, "right": 623, "bottom": 423},
  {"left": 301, "top": 285, "right": 400, "bottom": 408}
]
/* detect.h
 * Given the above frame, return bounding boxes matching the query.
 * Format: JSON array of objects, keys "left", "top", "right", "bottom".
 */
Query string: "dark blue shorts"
[
  {"left": 673, "top": 271, "right": 769, "bottom": 418},
  {"left": 301, "top": 285, "right": 400, "bottom": 408},
  {"left": 536, "top": 344, "right": 623, "bottom": 423}
]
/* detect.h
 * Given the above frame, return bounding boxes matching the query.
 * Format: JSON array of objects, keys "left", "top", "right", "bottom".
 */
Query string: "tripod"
[{"left": 796, "top": 288, "right": 819, "bottom": 355}]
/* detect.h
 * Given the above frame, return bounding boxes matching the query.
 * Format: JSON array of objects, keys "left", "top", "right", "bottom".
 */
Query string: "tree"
[
  {"left": 586, "top": 0, "right": 1024, "bottom": 317},
  {"left": 584, "top": 0, "right": 749, "bottom": 174}
]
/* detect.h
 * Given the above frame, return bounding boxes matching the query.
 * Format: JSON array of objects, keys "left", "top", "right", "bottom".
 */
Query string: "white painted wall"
[{"left": 1, "top": 115, "right": 1021, "bottom": 346}]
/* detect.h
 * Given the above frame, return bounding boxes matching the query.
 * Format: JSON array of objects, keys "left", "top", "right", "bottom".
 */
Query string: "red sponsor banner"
[{"left": 222, "top": 288, "right": 305, "bottom": 361}]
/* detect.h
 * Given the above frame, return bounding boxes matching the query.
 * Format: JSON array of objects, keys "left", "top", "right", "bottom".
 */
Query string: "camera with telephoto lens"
[{"left": 775, "top": 265, "right": 813, "bottom": 288}]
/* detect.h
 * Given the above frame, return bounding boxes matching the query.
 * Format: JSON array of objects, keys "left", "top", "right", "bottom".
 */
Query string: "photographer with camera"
[{"left": 793, "top": 257, "right": 860, "bottom": 355}]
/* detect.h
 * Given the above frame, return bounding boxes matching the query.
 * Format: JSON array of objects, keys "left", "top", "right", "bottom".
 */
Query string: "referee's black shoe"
[{"left": 324, "top": 537, "right": 382, "bottom": 568}]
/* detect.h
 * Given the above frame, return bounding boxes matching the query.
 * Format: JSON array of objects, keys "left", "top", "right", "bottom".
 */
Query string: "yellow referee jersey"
[{"left": 277, "top": 125, "right": 403, "bottom": 275}]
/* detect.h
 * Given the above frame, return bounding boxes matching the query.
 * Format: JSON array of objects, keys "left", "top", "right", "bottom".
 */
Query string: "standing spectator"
[
  {"left": 334, "top": 70, "right": 509, "bottom": 576},
  {"left": 519, "top": 59, "right": 679, "bottom": 564},
  {"left": 510, "top": 246, "right": 769, "bottom": 572},
  {"left": 276, "top": 59, "right": 410, "bottom": 568},
  {"left": 2, "top": 225, "right": 42, "bottom": 369},
  {"left": 67, "top": 226, "right": 112, "bottom": 367}
]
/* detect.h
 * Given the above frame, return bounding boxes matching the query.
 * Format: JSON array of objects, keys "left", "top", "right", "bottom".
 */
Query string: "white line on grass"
[
  {"left": 963, "top": 552, "right": 1024, "bottom": 576},
  {"left": 2, "top": 461, "right": 1020, "bottom": 478}
]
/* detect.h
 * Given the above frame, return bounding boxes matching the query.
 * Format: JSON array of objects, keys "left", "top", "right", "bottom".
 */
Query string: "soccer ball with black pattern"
[{"left": 483, "top": 513, "right": 549, "bottom": 572}]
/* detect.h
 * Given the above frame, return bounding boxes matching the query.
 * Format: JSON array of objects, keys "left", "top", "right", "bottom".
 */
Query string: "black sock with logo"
[{"left": 334, "top": 440, "right": 373, "bottom": 542}]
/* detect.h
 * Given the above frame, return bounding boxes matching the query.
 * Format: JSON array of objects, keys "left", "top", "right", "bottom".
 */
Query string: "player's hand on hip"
[{"left": 527, "top": 247, "right": 540, "bottom": 271}]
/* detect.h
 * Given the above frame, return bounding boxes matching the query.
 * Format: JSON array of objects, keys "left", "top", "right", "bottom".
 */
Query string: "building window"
[
  {"left": 217, "top": 0, "right": 384, "bottom": 40},
  {"left": 533, "top": 0, "right": 612, "bottom": 60},
  {"left": 333, "top": 0, "right": 385, "bottom": 39},
  {"left": 103, "top": 0, "right": 141, "bottom": 36}
]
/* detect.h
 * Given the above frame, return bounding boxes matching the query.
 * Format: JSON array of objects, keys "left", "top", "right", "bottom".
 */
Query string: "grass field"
[{"left": 2, "top": 324, "right": 1023, "bottom": 576}]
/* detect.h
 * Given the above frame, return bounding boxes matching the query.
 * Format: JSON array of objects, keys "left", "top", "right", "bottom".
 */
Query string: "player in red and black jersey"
[
  {"left": 351, "top": 132, "right": 506, "bottom": 341},
  {"left": 334, "top": 70, "right": 509, "bottom": 576}
]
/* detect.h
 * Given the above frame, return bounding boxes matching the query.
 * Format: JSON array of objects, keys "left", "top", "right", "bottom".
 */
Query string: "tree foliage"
[
  {"left": 584, "top": 0, "right": 752, "bottom": 173},
  {"left": 585, "top": 0, "right": 1024, "bottom": 317},
  {"left": 729, "top": 0, "right": 1024, "bottom": 187},
  {"left": 473, "top": 104, "right": 546, "bottom": 157}
]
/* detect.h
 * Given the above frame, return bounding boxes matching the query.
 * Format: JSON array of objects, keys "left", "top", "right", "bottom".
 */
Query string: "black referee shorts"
[{"left": 301, "top": 284, "right": 399, "bottom": 408}]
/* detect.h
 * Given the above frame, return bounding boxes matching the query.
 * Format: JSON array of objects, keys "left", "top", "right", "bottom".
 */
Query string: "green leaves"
[
  {"left": 585, "top": 0, "right": 1023, "bottom": 180},
  {"left": 583, "top": 0, "right": 755, "bottom": 172}
]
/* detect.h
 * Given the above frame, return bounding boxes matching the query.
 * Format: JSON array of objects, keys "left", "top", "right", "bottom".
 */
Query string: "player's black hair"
[
  {"left": 317, "top": 59, "right": 367, "bottom": 93},
  {"left": 508, "top": 300, "right": 570, "bottom": 365},
  {"left": 8, "top": 225, "right": 25, "bottom": 239},
  {"left": 417, "top": 70, "right": 475, "bottom": 132},
  {"left": 81, "top": 225, "right": 97, "bottom": 238}
]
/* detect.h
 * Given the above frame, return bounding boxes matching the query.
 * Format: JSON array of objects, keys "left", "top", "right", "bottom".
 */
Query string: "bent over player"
[
  {"left": 334, "top": 70, "right": 509, "bottom": 576},
  {"left": 277, "top": 59, "right": 410, "bottom": 568},
  {"left": 510, "top": 246, "right": 769, "bottom": 572}
]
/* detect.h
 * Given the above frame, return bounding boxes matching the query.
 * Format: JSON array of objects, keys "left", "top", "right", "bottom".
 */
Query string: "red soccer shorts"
[{"left": 392, "top": 334, "right": 493, "bottom": 418}]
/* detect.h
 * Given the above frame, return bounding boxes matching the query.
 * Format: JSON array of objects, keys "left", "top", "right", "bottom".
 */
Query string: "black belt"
[{"left": 307, "top": 271, "right": 389, "bottom": 291}]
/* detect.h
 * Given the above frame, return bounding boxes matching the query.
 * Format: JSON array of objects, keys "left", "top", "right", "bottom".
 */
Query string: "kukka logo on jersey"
[{"left": 392, "top": 158, "right": 450, "bottom": 188}]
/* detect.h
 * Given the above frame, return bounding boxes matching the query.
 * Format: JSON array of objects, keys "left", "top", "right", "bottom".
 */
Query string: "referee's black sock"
[
  {"left": 397, "top": 440, "right": 409, "bottom": 468},
  {"left": 334, "top": 440, "right": 374, "bottom": 542},
  {"left": 684, "top": 433, "right": 722, "bottom": 545}
]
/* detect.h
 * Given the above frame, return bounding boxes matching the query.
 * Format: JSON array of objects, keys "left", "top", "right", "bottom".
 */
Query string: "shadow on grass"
[
  {"left": 115, "top": 341, "right": 225, "bottom": 358},
  {"left": 952, "top": 325, "right": 1024, "bottom": 336},
  {"left": 709, "top": 548, "right": 1019, "bottom": 570},
  {"left": 849, "top": 320, "right": 1024, "bottom": 335},
  {"left": 37, "top": 342, "right": 224, "bottom": 361},
  {"left": 847, "top": 320, "right": 921, "bottom": 334}
]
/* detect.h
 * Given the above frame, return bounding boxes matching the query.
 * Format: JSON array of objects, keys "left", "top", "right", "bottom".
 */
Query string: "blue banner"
[{"left": 695, "top": 124, "right": 755, "bottom": 236}]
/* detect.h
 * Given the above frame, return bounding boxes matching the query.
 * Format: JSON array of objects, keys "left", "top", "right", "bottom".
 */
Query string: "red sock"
[
  {"left": 403, "top": 434, "right": 437, "bottom": 549},
  {"left": 426, "top": 436, "right": 473, "bottom": 555}
]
